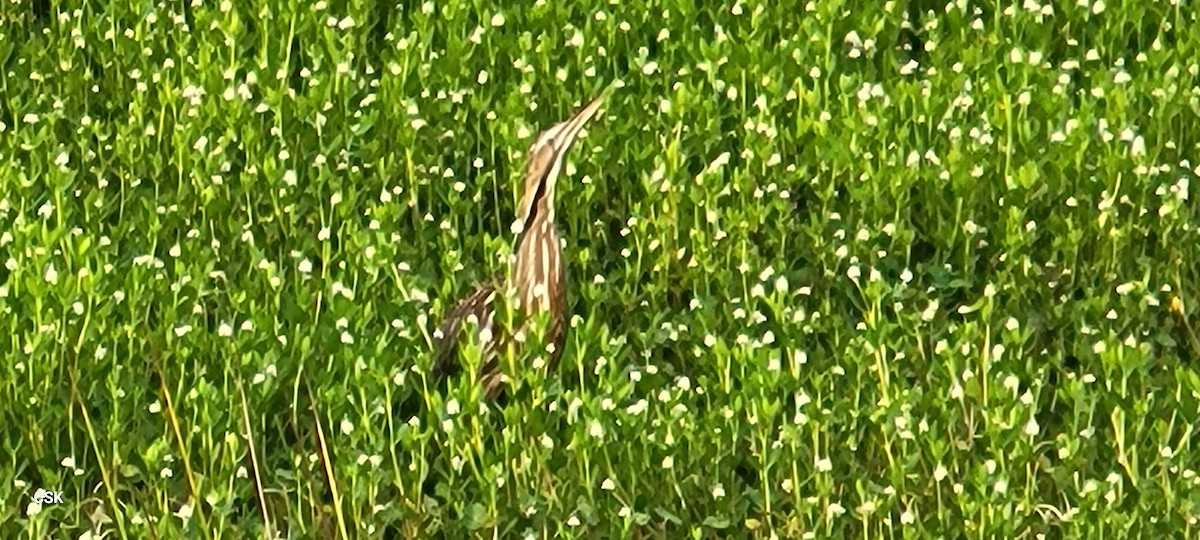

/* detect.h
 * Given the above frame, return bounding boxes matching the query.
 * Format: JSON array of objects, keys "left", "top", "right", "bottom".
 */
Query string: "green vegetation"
[{"left": 2, "top": 0, "right": 1199, "bottom": 537}]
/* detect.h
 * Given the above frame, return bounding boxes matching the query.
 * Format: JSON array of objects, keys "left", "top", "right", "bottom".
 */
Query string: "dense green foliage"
[{"left": 2, "top": 0, "right": 1199, "bottom": 537}]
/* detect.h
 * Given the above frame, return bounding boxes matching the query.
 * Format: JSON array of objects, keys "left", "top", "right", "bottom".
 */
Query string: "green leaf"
[
  {"left": 702, "top": 515, "right": 731, "bottom": 529},
  {"left": 654, "top": 507, "right": 682, "bottom": 525},
  {"left": 462, "top": 503, "right": 487, "bottom": 530}
]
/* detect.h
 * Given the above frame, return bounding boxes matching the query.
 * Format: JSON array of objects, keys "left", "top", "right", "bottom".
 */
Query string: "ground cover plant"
[{"left": 2, "top": 0, "right": 1200, "bottom": 538}]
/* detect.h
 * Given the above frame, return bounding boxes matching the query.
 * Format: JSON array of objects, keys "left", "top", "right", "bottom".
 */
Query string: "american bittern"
[{"left": 431, "top": 92, "right": 608, "bottom": 397}]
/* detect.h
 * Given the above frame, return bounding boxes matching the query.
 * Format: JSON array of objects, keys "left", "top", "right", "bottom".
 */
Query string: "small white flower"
[
  {"left": 588, "top": 420, "right": 604, "bottom": 438},
  {"left": 1131, "top": 135, "right": 1145, "bottom": 156},
  {"left": 1024, "top": 418, "right": 1040, "bottom": 436}
]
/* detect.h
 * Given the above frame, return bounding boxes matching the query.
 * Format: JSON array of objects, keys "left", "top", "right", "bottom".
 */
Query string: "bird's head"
[{"left": 515, "top": 91, "right": 608, "bottom": 231}]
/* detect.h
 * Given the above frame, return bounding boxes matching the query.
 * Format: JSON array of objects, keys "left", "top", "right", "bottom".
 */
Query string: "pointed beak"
[{"left": 552, "top": 91, "right": 608, "bottom": 153}]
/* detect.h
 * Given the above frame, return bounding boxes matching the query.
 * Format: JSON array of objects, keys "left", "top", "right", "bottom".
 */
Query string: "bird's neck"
[
  {"left": 527, "top": 182, "right": 556, "bottom": 227},
  {"left": 513, "top": 216, "right": 561, "bottom": 314},
  {"left": 516, "top": 180, "right": 557, "bottom": 245}
]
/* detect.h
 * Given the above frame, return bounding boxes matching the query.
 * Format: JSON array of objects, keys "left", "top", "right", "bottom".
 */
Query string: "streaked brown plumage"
[{"left": 432, "top": 92, "right": 608, "bottom": 398}]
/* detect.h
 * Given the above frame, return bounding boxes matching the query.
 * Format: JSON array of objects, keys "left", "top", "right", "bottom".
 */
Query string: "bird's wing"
[{"left": 432, "top": 277, "right": 501, "bottom": 378}]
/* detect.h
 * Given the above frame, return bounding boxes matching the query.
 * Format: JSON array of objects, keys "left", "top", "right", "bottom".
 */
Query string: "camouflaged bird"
[{"left": 431, "top": 92, "right": 608, "bottom": 398}]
